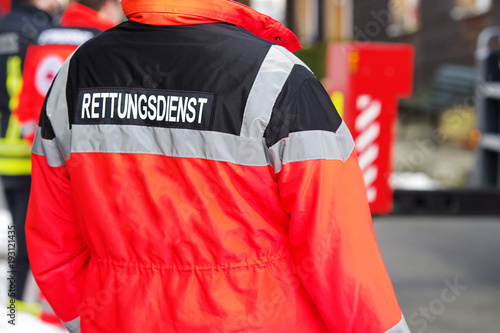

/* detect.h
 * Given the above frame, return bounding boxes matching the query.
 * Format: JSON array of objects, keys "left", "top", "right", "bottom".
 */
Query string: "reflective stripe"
[
  {"left": 71, "top": 124, "right": 270, "bottom": 166},
  {"left": 70, "top": 123, "right": 354, "bottom": 172},
  {"left": 384, "top": 315, "right": 411, "bottom": 333},
  {"left": 0, "top": 116, "right": 31, "bottom": 175},
  {"left": 240, "top": 45, "right": 300, "bottom": 139},
  {"left": 273, "top": 45, "right": 312, "bottom": 72},
  {"left": 6, "top": 55, "right": 22, "bottom": 112},
  {"left": 44, "top": 52, "right": 74, "bottom": 161},
  {"left": 268, "top": 121, "right": 355, "bottom": 172},
  {"left": 32, "top": 127, "right": 66, "bottom": 167},
  {"left": 5, "top": 112, "right": 22, "bottom": 140},
  {"left": 62, "top": 316, "right": 81, "bottom": 333},
  {"left": 0, "top": 157, "right": 31, "bottom": 175},
  {"left": 0, "top": 141, "right": 31, "bottom": 156}
]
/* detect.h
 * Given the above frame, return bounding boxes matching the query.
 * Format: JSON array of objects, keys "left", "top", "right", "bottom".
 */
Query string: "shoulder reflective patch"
[
  {"left": 240, "top": 45, "right": 312, "bottom": 140},
  {"left": 74, "top": 88, "right": 214, "bottom": 130},
  {"left": 268, "top": 121, "right": 355, "bottom": 173},
  {"left": 44, "top": 53, "right": 74, "bottom": 161},
  {"left": 240, "top": 46, "right": 295, "bottom": 139},
  {"left": 32, "top": 127, "right": 65, "bottom": 167},
  {"left": 0, "top": 32, "right": 20, "bottom": 55}
]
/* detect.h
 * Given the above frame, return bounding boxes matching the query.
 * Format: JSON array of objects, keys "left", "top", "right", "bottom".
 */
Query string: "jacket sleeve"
[
  {"left": 25, "top": 56, "right": 86, "bottom": 333},
  {"left": 267, "top": 71, "right": 410, "bottom": 332}
]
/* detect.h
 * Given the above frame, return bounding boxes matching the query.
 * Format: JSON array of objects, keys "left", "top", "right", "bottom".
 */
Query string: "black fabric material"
[
  {"left": 65, "top": 21, "right": 273, "bottom": 135},
  {"left": 264, "top": 65, "right": 343, "bottom": 147},
  {"left": 2, "top": 175, "right": 31, "bottom": 300},
  {"left": 73, "top": 88, "right": 215, "bottom": 130}
]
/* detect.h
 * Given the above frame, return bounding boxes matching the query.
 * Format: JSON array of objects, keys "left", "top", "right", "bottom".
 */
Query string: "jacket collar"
[{"left": 121, "top": 0, "right": 301, "bottom": 52}]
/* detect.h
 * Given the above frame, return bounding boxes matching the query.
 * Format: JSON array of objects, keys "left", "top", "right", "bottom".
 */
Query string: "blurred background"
[
  {"left": 273, "top": 1, "right": 500, "bottom": 332},
  {"left": 1, "top": 0, "right": 500, "bottom": 332}
]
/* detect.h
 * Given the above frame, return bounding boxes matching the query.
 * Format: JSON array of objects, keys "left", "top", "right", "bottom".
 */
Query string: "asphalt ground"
[{"left": 374, "top": 215, "right": 500, "bottom": 333}]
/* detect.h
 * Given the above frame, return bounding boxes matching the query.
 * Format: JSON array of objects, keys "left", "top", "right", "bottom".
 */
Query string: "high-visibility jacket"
[
  {"left": 26, "top": 1, "right": 410, "bottom": 332},
  {"left": 0, "top": 3, "right": 53, "bottom": 180}
]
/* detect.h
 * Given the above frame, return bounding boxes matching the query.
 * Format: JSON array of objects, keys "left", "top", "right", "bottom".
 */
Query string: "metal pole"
[
  {"left": 317, "top": 0, "right": 325, "bottom": 42},
  {"left": 286, "top": 0, "right": 296, "bottom": 33}
]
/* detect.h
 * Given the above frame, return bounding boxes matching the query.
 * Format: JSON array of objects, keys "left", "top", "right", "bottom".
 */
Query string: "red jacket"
[
  {"left": 26, "top": 1, "right": 409, "bottom": 332},
  {"left": 60, "top": 3, "right": 116, "bottom": 32}
]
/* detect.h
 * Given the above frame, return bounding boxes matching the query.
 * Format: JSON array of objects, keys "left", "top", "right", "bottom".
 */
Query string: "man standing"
[
  {"left": 26, "top": 0, "right": 410, "bottom": 332},
  {"left": 0, "top": 0, "right": 61, "bottom": 302}
]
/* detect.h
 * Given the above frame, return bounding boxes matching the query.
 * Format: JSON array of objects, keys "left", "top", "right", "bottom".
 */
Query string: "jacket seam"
[{"left": 94, "top": 252, "right": 291, "bottom": 272}]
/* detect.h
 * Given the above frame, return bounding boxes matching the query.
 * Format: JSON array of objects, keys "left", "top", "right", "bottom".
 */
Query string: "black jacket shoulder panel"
[
  {"left": 66, "top": 21, "right": 274, "bottom": 135},
  {"left": 265, "top": 65, "right": 342, "bottom": 147}
]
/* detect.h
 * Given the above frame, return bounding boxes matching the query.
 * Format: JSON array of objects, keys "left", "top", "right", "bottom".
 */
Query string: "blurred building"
[
  {"left": 286, "top": 0, "right": 353, "bottom": 44},
  {"left": 235, "top": 0, "right": 353, "bottom": 44},
  {"left": 246, "top": 1, "right": 500, "bottom": 89},
  {"left": 353, "top": 0, "right": 500, "bottom": 90}
]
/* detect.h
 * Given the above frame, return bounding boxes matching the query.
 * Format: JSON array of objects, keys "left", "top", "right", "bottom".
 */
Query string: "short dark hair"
[{"left": 77, "top": 0, "right": 108, "bottom": 12}]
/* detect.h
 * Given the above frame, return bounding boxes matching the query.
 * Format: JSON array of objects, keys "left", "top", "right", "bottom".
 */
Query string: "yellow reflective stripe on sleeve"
[
  {"left": 5, "top": 113, "right": 22, "bottom": 140},
  {"left": 6, "top": 55, "right": 23, "bottom": 113},
  {"left": 0, "top": 139, "right": 31, "bottom": 156},
  {"left": 1, "top": 56, "right": 31, "bottom": 176},
  {"left": 0, "top": 121, "right": 31, "bottom": 176}
]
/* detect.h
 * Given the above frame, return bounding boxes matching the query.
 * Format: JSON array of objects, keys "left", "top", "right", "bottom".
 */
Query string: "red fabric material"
[
  {"left": 16, "top": 45, "right": 75, "bottom": 143},
  {"left": 121, "top": 0, "right": 301, "bottom": 52},
  {"left": 60, "top": 3, "right": 116, "bottom": 31},
  {"left": 26, "top": 4, "right": 405, "bottom": 330},
  {"left": 279, "top": 152, "right": 403, "bottom": 332},
  {"left": 26, "top": 153, "right": 90, "bottom": 322},
  {"left": 28, "top": 149, "right": 403, "bottom": 331},
  {"left": 0, "top": 0, "right": 11, "bottom": 15}
]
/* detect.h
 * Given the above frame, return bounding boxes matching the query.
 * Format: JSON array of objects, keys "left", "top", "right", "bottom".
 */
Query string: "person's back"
[{"left": 26, "top": 1, "right": 410, "bottom": 332}]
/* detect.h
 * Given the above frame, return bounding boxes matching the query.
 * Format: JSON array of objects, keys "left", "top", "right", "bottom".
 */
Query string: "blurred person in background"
[
  {"left": 60, "top": 0, "right": 122, "bottom": 31},
  {"left": 26, "top": 0, "right": 410, "bottom": 332},
  {"left": 3, "top": 0, "right": 121, "bottom": 324},
  {"left": 17, "top": 0, "right": 123, "bottom": 143},
  {"left": 0, "top": 0, "right": 62, "bottom": 303}
]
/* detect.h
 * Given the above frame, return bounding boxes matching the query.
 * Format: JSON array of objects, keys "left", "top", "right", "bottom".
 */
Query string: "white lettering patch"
[{"left": 75, "top": 88, "right": 214, "bottom": 129}]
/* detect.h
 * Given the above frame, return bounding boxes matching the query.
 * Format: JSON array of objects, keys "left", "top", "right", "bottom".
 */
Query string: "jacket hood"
[{"left": 121, "top": 0, "right": 301, "bottom": 52}]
